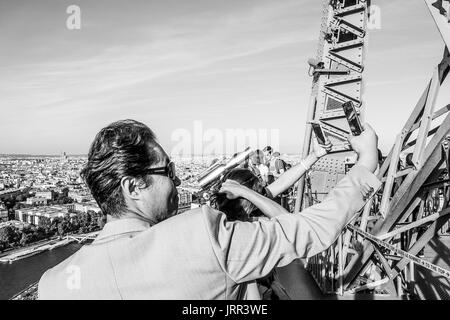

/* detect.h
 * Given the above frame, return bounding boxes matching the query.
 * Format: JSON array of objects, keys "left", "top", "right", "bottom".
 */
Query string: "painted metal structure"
[
  {"left": 295, "top": 0, "right": 371, "bottom": 214},
  {"left": 297, "top": 0, "right": 450, "bottom": 299}
]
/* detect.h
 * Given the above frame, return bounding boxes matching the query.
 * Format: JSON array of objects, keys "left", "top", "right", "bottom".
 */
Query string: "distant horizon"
[{"left": 0, "top": 152, "right": 302, "bottom": 157}]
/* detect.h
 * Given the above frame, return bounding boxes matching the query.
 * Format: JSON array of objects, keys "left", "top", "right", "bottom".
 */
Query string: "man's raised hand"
[
  {"left": 219, "top": 180, "right": 248, "bottom": 199},
  {"left": 347, "top": 123, "right": 379, "bottom": 173},
  {"left": 313, "top": 139, "right": 332, "bottom": 158}
]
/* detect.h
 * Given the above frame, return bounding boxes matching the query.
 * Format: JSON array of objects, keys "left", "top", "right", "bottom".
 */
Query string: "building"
[
  {"left": 60, "top": 152, "right": 68, "bottom": 163},
  {"left": 0, "top": 209, "right": 8, "bottom": 222},
  {"left": 68, "top": 191, "right": 91, "bottom": 203},
  {"left": 26, "top": 197, "right": 48, "bottom": 206},
  {"left": 34, "top": 190, "right": 54, "bottom": 200},
  {"left": 0, "top": 188, "right": 27, "bottom": 201},
  {"left": 68, "top": 200, "right": 101, "bottom": 214},
  {"left": 16, "top": 205, "right": 69, "bottom": 225},
  {"left": 178, "top": 189, "right": 193, "bottom": 207},
  {"left": 177, "top": 189, "right": 193, "bottom": 214},
  {"left": 0, "top": 220, "right": 25, "bottom": 230}
]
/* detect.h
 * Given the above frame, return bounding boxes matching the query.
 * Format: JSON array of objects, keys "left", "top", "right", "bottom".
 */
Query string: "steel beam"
[{"left": 344, "top": 111, "right": 450, "bottom": 288}]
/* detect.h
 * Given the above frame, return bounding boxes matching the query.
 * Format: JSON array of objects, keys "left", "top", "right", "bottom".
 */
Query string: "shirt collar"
[{"left": 95, "top": 217, "right": 151, "bottom": 241}]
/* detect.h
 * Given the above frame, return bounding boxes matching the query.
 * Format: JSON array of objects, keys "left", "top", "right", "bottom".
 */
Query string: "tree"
[
  {"left": 53, "top": 214, "right": 74, "bottom": 235},
  {"left": 38, "top": 216, "right": 52, "bottom": 236},
  {"left": 80, "top": 211, "right": 92, "bottom": 228},
  {"left": 71, "top": 215, "right": 80, "bottom": 232},
  {"left": 57, "top": 223, "right": 65, "bottom": 236},
  {"left": 33, "top": 227, "right": 46, "bottom": 241},
  {"left": 16, "top": 194, "right": 26, "bottom": 202},
  {"left": 4, "top": 199, "right": 16, "bottom": 210},
  {"left": 50, "top": 217, "right": 62, "bottom": 235},
  {"left": 61, "top": 188, "right": 69, "bottom": 197},
  {"left": 8, "top": 211, "right": 15, "bottom": 221},
  {"left": 87, "top": 210, "right": 104, "bottom": 229},
  {"left": 98, "top": 215, "right": 106, "bottom": 229},
  {"left": 0, "top": 226, "right": 19, "bottom": 245},
  {"left": 19, "top": 233, "right": 31, "bottom": 246}
]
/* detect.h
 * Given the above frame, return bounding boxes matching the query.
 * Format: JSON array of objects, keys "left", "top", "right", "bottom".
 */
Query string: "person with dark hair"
[
  {"left": 248, "top": 149, "right": 270, "bottom": 185},
  {"left": 262, "top": 146, "right": 273, "bottom": 163},
  {"left": 79, "top": 119, "right": 180, "bottom": 221},
  {"left": 263, "top": 146, "right": 276, "bottom": 184},
  {"left": 38, "top": 120, "right": 381, "bottom": 300},
  {"left": 212, "top": 168, "right": 262, "bottom": 222},
  {"left": 214, "top": 139, "right": 332, "bottom": 221},
  {"left": 268, "top": 151, "right": 290, "bottom": 208},
  {"left": 269, "top": 152, "right": 285, "bottom": 178}
]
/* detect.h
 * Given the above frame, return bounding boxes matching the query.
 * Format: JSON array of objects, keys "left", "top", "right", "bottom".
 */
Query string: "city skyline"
[{"left": 1, "top": 0, "right": 450, "bottom": 155}]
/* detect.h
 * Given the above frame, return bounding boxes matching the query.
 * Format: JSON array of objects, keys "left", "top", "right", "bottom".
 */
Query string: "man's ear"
[{"left": 120, "top": 176, "right": 141, "bottom": 200}]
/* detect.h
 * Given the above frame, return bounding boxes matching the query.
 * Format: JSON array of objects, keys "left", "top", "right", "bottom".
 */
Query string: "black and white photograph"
[{"left": 1, "top": 0, "right": 450, "bottom": 307}]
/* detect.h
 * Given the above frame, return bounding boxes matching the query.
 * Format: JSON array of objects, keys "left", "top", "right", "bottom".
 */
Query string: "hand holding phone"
[
  {"left": 310, "top": 121, "right": 327, "bottom": 145},
  {"left": 342, "top": 101, "right": 364, "bottom": 136}
]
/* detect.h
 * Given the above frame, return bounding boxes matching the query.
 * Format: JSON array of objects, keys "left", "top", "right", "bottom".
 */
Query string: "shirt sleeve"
[{"left": 201, "top": 165, "right": 381, "bottom": 284}]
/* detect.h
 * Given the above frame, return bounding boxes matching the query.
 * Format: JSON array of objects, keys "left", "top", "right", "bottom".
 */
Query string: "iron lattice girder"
[
  {"left": 343, "top": 64, "right": 450, "bottom": 288},
  {"left": 347, "top": 221, "right": 450, "bottom": 280},
  {"left": 426, "top": 0, "right": 450, "bottom": 49},
  {"left": 390, "top": 214, "right": 450, "bottom": 279},
  {"left": 343, "top": 46, "right": 450, "bottom": 288},
  {"left": 344, "top": 125, "right": 450, "bottom": 288},
  {"left": 300, "top": 0, "right": 450, "bottom": 298},
  {"left": 296, "top": 0, "right": 372, "bottom": 213}
]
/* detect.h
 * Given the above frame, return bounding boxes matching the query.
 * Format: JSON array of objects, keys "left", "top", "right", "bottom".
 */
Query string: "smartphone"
[
  {"left": 342, "top": 101, "right": 363, "bottom": 136},
  {"left": 311, "top": 122, "right": 327, "bottom": 145}
]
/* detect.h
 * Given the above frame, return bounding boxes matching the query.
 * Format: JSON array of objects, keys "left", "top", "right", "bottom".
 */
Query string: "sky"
[{"left": 0, "top": 0, "right": 449, "bottom": 155}]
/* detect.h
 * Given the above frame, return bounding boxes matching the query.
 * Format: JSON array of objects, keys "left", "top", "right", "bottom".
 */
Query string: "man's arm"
[
  {"left": 266, "top": 153, "right": 317, "bottom": 197},
  {"left": 205, "top": 164, "right": 380, "bottom": 283},
  {"left": 204, "top": 124, "right": 380, "bottom": 284},
  {"left": 220, "top": 180, "right": 288, "bottom": 218},
  {"left": 267, "top": 141, "right": 331, "bottom": 197}
]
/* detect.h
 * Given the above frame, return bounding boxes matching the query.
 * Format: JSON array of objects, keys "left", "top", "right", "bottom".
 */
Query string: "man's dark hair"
[{"left": 80, "top": 119, "right": 161, "bottom": 217}]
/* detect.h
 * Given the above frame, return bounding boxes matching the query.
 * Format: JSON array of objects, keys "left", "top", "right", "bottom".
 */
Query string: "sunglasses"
[{"left": 145, "top": 161, "right": 177, "bottom": 181}]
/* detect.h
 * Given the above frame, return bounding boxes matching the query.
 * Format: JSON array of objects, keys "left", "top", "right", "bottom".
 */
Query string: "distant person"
[
  {"left": 262, "top": 146, "right": 273, "bottom": 165},
  {"left": 247, "top": 150, "right": 262, "bottom": 181},
  {"left": 267, "top": 151, "right": 289, "bottom": 207},
  {"left": 260, "top": 146, "right": 273, "bottom": 184},
  {"left": 262, "top": 146, "right": 275, "bottom": 184},
  {"left": 249, "top": 150, "right": 271, "bottom": 185},
  {"left": 269, "top": 152, "right": 286, "bottom": 179},
  {"left": 38, "top": 119, "right": 380, "bottom": 299}
]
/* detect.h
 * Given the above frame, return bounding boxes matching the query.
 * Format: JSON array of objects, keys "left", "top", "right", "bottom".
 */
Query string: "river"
[{"left": 0, "top": 242, "right": 84, "bottom": 300}]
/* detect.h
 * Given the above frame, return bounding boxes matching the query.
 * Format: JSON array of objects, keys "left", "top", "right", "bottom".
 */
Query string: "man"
[
  {"left": 269, "top": 152, "right": 285, "bottom": 179},
  {"left": 248, "top": 149, "right": 271, "bottom": 186},
  {"left": 247, "top": 150, "right": 262, "bottom": 181},
  {"left": 38, "top": 119, "right": 380, "bottom": 299},
  {"left": 268, "top": 151, "right": 290, "bottom": 208},
  {"left": 262, "top": 146, "right": 273, "bottom": 165},
  {"left": 262, "top": 146, "right": 274, "bottom": 184}
]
